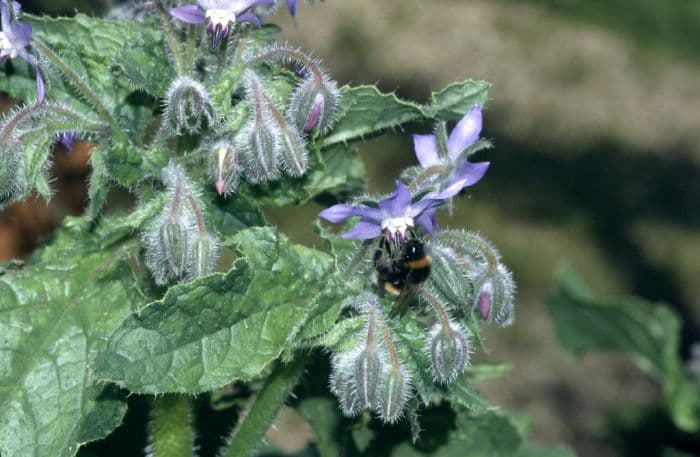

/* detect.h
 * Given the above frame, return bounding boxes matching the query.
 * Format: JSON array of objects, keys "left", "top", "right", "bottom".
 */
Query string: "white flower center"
[
  {"left": 205, "top": 8, "right": 236, "bottom": 27},
  {"left": 381, "top": 216, "right": 414, "bottom": 238},
  {"left": 0, "top": 32, "right": 19, "bottom": 59}
]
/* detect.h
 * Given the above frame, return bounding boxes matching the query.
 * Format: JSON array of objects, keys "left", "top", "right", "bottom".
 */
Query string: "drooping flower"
[
  {"left": 286, "top": 0, "right": 297, "bottom": 16},
  {"left": 0, "top": 2, "right": 45, "bottom": 101},
  {"left": 319, "top": 179, "right": 468, "bottom": 240},
  {"left": 170, "top": 0, "right": 273, "bottom": 47},
  {"left": 412, "top": 105, "right": 490, "bottom": 195}
]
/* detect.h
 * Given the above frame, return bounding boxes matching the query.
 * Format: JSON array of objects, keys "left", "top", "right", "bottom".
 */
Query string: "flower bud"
[
  {"left": 159, "top": 217, "right": 191, "bottom": 279},
  {"left": 329, "top": 353, "right": 361, "bottom": 417},
  {"left": 239, "top": 70, "right": 283, "bottom": 183},
  {"left": 428, "top": 321, "right": 470, "bottom": 384},
  {"left": 376, "top": 364, "right": 409, "bottom": 424},
  {"left": 0, "top": 146, "right": 24, "bottom": 210},
  {"left": 474, "top": 264, "right": 515, "bottom": 327},
  {"left": 276, "top": 124, "right": 308, "bottom": 177},
  {"left": 288, "top": 77, "right": 340, "bottom": 134},
  {"left": 164, "top": 76, "right": 216, "bottom": 135},
  {"left": 208, "top": 140, "right": 240, "bottom": 196},
  {"left": 354, "top": 348, "right": 383, "bottom": 408},
  {"left": 188, "top": 230, "right": 220, "bottom": 281}
]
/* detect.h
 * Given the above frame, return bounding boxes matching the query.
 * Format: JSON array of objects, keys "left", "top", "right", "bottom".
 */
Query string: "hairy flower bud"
[
  {"left": 354, "top": 347, "right": 383, "bottom": 408},
  {"left": 276, "top": 124, "right": 308, "bottom": 177},
  {"left": 159, "top": 217, "right": 191, "bottom": 279},
  {"left": 0, "top": 146, "right": 24, "bottom": 210},
  {"left": 329, "top": 353, "right": 361, "bottom": 417},
  {"left": 288, "top": 77, "right": 340, "bottom": 134},
  {"left": 238, "top": 70, "right": 283, "bottom": 183},
  {"left": 376, "top": 364, "right": 410, "bottom": 424},
  {"left": 188, "top": 229, "right": 220, "bottom": 281},
  {"left": 428, "top": 321, "right": 470, "bottom": 384},
  {"left": 208, "top": 140, "right": 240, "bottom": 196},
  {"left": 474, "top": 264, "right": 516, "bottom": 327},
  {"left": 164, "top": 76, "right": 216, "bottom": 135}
]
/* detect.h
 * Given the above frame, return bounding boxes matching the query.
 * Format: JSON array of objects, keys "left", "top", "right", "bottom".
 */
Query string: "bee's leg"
[{"left": 389, "top": 283, "right": 415, "bottom": 317}]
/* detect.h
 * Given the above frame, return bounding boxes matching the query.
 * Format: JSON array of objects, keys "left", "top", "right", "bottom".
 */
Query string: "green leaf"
[
  {"left": 546, "top": 267, "right": 700, "bottom": 432},
  {"left": 0, "top": 222, "right": 146, "bottom": 457},
  {"left": 392, "top": 410, "right": 522, "bottom": 457},
  {"left": 209, "top": 196, "right": 267, "bottom": 239},
  {"left": 110, "top": 25, "right": 173, "bottom": 97},
  {"left": 102, "top": 141, "right": 144, "bottom": 187},
  {"left": 424, "top": 80, "right": 491, "bottom": 121},
  {"left": 319, "top": 80, "right": 490, "bottom": 149},
  {"left": 94, "top": 227, "right": 342, "bottom": 394}
]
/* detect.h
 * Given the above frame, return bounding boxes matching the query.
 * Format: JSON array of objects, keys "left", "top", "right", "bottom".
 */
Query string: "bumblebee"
[{"left": 373, "top": 235, "right": 432, "bottom": 297}]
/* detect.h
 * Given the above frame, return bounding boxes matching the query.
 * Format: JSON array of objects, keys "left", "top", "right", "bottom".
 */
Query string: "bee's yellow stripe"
[
  {"left": 406, "top": 256, "right": 431, "bottom": 269},
  {"left": 383, "top": 282, "right": 402, "bottom": 296}
]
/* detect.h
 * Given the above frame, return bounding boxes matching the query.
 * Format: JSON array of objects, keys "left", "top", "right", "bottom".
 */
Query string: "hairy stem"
[
  {"left": 31, "top": 39, "right": 125, "bottom": 141},
  {"left": 408, "top": 164, "right": 448, "bottom": 192},
  {"left": 418, "top": 287, "right": 452, "bottom": 330},
  {"left": 437, "top": 231, "right": 499, "bottom": 269},
  {"left": 148, "top": 395, "right": 194, "bottom": 457},
  {"left": 222, "top": 358, "right": 306, "bottom": 457},
  {"left": 373, "top": 307, "right": 401, "bottom": 369},
  {"left": 248, "top": 46, "right": 325, "bottom": 87},
  {"left": 153, "top": 0, "right": 185, "bottom": 75},
  {"left": 185, "top": 24, "right": 196, "bottom": 74}
]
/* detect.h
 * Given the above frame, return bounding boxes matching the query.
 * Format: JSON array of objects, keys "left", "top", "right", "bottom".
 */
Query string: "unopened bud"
[
  {"left": 376, "top": 364, "right": 409, "bottom": 424},
  {"left": 288, "top": 77, "right": 340, "bottom": 134},
  {"left": 330, "top": 354, "right": 361, "bottom": 417},
  {"left": 429, "top": 321, "right": 470, "bottom": 384},
  {"left": 354, "top": 348, "right": 383, "bottom": 408},
  {"left": 239, "top": 70, "right": 281, "bottom": 183},
  {"left": 277, "top": 124, "right": 308, "bottom": 177},
  {"left": 474, "top": 264, "right": 515, "bottom": 327},
  {"left": 477, "top": 281, "right": 493, "bottom": 320},
  {"left": 159, "top": 217, "right": 191, "bottom": 279},
  {"left": 188, "top": 230, "right": 220, "bottom": 280},
  {"left": 0, "top": 146, "right": 24, "bottom": 210},
  {"left": 164, "top": 76, "right": 216, "bottom": 135},
  {"left": 208, "top": 140, "right": 240, "bottom": 196}
]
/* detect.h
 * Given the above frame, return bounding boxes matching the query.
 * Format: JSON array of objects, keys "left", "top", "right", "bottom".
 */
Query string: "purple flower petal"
[
  {"left": 7, "top": 20, "right": 31, "bottom": 45},
  {"left": 319, "top": 204, "right": 381, "bottom": 223},
  {"left": 341, "top": 221, "right": 383, "bottom": 240},
  {"left": 454, "top": 160, "right": 489, "bottom": 187},
  {"left": 412, "top": 134, "right": 440, "bottom": 168},
  {"left": 408, "top": 197, "right": 443, "bottom": 218},
  {"left": 447, "top": 105, "right": 482, "bottom": 161},
  {"left": 170, "top": 5, "right": 206, "bottom": 24},
  {"left": 378, "top": 180, "right": 412, "bottom": 217},
  {"left": 415, "top": 209, "right": 438, "bottom": 234},
  {"left": 237, "top": 11, "right": 261, "bottom": 27},
  {"left": 287, "top": 0, "right": 297, "bottom": 16},
  {"left": 235, "top": 0, "right": 274, "bottom": 12}
]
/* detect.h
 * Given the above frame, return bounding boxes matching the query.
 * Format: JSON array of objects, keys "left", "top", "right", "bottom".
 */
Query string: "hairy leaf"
[
  {"left": 0, "top": 220, "right": 146, "bottom": 457},
  {"left": 94, "top": 227, "right": 343, "bottom": 394},
  {"left": 319, "top": 80, "right": 490, "bottom": 149},
  {"left": 546, "top": 267, "right": 700, "bottom": 432}
]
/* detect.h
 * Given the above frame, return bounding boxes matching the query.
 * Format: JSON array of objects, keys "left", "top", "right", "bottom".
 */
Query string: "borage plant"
[{"left": 0, "top": 1, "right": 566, "bottom": 456}]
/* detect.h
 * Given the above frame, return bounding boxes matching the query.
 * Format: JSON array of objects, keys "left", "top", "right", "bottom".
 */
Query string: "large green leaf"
[
  {"left": 0, "top": 219, "right": 146, "bottom": 457},
  {"left": 319, "top": 80, "right": 490, "bottom": 149},
  {"left": 546, "top": 267, "right": 700, "bottom": 432},
  {"left": 94, "top": 227, "right": 343, "bottom": 394}
]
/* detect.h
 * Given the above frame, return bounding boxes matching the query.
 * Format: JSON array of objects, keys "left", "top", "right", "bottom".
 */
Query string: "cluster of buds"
[
  {"left": 244, "top": 44, "right": 341, "bottom": 134},
  {"left": 329, "top": 292, "right": 411, "bottom": 423},
  {"left": 141, "top": 163, "right": 221, "bottom": 285},
  {"left": 320, "top": 107, "right": 516, "bottom": 421}
]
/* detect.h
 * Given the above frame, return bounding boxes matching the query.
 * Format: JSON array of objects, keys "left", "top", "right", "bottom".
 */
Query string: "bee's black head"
[{"left": 403, "top": 239, "right": 427, "bottom": 261}]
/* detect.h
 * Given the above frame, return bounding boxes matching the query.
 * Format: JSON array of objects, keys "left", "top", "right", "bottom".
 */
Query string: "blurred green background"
[{"left": 9, "top": 1, "right": 700, "bottom": 456}]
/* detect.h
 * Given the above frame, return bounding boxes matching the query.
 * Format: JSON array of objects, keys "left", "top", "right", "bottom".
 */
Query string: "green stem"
[
  {"left": 148, "top": 395, "right": 195, "bottom": 457},
  {"left": 186, "top": 24, "right": 196, "bottom": 74},
  {"left": 153, "top": 0, "right": 185, "bottom": 75},
  {"left": 31, "top": 39, "right": 126, "bottom": 141},
  {"left": 222, "top": 359, "right": 306, "bottom": 457}
]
